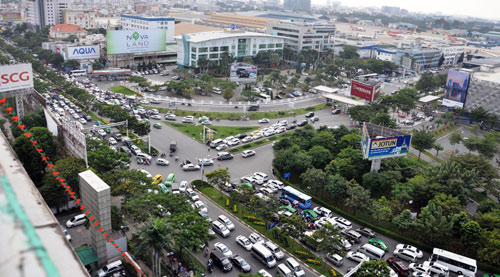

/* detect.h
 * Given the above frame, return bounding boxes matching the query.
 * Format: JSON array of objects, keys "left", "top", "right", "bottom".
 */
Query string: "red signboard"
[{"left": 350, "top": 80, "right": 381, "bottom": 102}]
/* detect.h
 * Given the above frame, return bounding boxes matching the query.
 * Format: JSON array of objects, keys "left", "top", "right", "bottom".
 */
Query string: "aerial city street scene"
[{"left": 1, "top": 0, "right": 500, "bottom": 276}]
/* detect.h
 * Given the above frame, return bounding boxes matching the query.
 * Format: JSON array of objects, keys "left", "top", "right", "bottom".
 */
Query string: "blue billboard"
[
  {"left": 366, "top": 135, "right": 412, "bottom": 159},
  {"left": 442, "top": 70, "right": 470, "bottom": 108}
]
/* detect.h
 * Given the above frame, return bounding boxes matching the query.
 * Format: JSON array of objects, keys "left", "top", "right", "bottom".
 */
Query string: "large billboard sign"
[
  {"left": 65, "top": 45, "right": 100, "bottom": 60},
  {"left": 106, "top": 30, "right": 166, "bottom": 54},
  {"left": 442, "top": 70, "right": 470, "bottom": 108},
  {"left": 230, "top": 63, "right": 257, "bottom": 83},
  {"left": 0, "top": 64, "right": 34, "bottom": 93},
  {"left": 362, "top": 124, "right": 412, "bottom": 160},
  {"left": 351, "top": 80, "right": 381, "bottom": 102}
]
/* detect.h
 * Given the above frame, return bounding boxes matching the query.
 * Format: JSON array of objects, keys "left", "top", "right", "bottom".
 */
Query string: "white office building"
[
  {"left": 441, "top": 45, "right": 465, "bottom": 66},
  {"left": 266, "top": 20, "right": 335, "bottom": 52},
  {"left": 120, "top": 14, "right": 175, "bottom": 42},
  {"left": 27, "top": 0, "right": 70, "bottom": 27},
  {"left": 176, "top": 30, "right": 284, "bottom": 69}
]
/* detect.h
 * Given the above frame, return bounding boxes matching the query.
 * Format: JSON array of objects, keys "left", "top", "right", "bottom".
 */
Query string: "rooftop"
[
  {"left": 79, "top": 170, "right": 110, "bottom": 193},
  {"left": 202, "top": 13, "right": 278, "bottom": 29},
  {"left": 175, "top": 30, "right": 282, "bottom": 43},
  {"left": 323, "top": 94, "right": 366, "bottom": 106},
  {"left": 174, "top": 22, "right": 222, "bottom": 36},
  {"left": 473, "top": 67, "right": 500, "bottom": 83},
  {"left": 50, "top": 24, "right": 87, "bottom": 33},
  {"left": 120, "top": 14, "right": 175, "bottom": 21}
]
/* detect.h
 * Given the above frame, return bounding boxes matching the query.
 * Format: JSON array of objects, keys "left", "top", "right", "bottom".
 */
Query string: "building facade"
[
  {"left": 49, "top": 24, "right": 87, "bottom": 39},
  {"left": 441, "top": 45, "right": 465, "bottom": 66},
  {"left": 283, "top": 0, "right": 311, "bottom": 11},
  {"left": 120, "top": 14, "right": 175, "bottom": 42},
  {"left": 395, "top": 48, "right": 442, "bottom": 71},
  {"left": 176, "top": 30, "right": 284, "bottom": 69},
  {"left": 62, "top": 9, "right": 97, "bottom": 29},
  {"left": 27, "top": 0, "right": 70, "bottom": 27},
  {"left": 267, "top": 20, "right": 335, "bottom": 53}
]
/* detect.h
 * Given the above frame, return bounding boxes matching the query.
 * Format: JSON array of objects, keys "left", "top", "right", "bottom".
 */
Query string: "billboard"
[
  {"left": 351, "top": 80, "right": 381, "bottom": 102},
  {"left": 106, "top": 30, "right": 166, "bottom": 54},
  {"left": 65, "top": 45, "right": 100, "bottom": 60},
  {"left": 2, "top": 12, "right": 22, "bottom": 21},
  {"left": 442, "top": 70, "right": 470, "bottom": 108},
  {"left": 230, "top": 63, "right": 257, "bottom": 83},
  {"left": 362, "top": 135, "right": 412, "bottom": 160},
  {"left": 0, "top": 64, "right": 34, "bottom": 93}
]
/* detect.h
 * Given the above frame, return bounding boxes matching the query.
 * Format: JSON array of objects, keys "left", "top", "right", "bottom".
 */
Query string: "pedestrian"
[
  {"left": 272, "top": 168, "right": 275, "bottom": 175},
  {"left": 204, "top": 246, "right": 209, "bottom": 257},
  {"left": 208, "top": 147, "right": 210, "bottom": 152}
]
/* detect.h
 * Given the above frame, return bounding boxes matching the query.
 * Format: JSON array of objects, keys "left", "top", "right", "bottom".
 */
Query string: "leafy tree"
[
  {"left": 428, "top": 193, "right": 463, "bottom": 217},
  {"left": 134, "top": 217, "right": 172, "bottom": 261},
  {"left": 101, "top": 168, "right": 152, "bottom": 196},
  {"left": 449, "top": 130, "right": 463, "bottom": 152},
  {"left": 315, "top": 222, "right": 343, "bottom": 255},
  {"left": 62, "top": 59, "right": 80, "bottom": 70},
  {"left": 355, "top": 260, "right": 391, "bottom": 277},
  {"left": 416, "top": 72, "right": 437, "bottom": 92},
  {"left": 473, "top": 208, "right": 500, "bottom": 231},
  {"left": 170, "top": 209, "right": 212, "bottom": 253},
  {"left": 11, "top": 110, "right": 47, "bottom": 138},
  {"left": 478, "top": 229, "right": 500, "bottom": 267},
  {"left": 450, "top": 211, "right": 471, "bottom": 237},
  {"left": 324, "top": 174, "right": 350, "bottom": 201},
  {"left": 13, "top": 127, "right": 57, "bottom": 185},
  {"left": 279, "top": 215, "right": 307, "bottom": 248},
  {"left": 362, "top": 170, "right": 401, "bottom": 196},
  {"left": 392, "top": 209, "right": 416, "bottom": 231},
  {"left": 477, "top": 199, "right": 500, "bottom": 214},
  {"left": 372, "top": 113, "right": 397, "bottom": 128},
  {"left": 344, "top": 183, "right": 371, "bottom": 215},
  {"left": 336, "top": 133, "right": 361, "bottom": 152},
  {"left": 310, "top": 131, "right": 336, "bottom": 153},
  {"left": 222, "top": 88, "right": 234, "bottom": 102},
  {"left": 205, "top": 168, "right": 231, "bottom": 199},
  {"left": 249, "top": 195, "right": 280, "bottom": 226},
  {"left": 307, "top": 145, "right": 333, "bottom": 169},
  {"left": 371, "top": 196, "right": 393, "bottom": 221},
  {"left": 470, "top": 107, "right": 490, "bottom": 123},
  {"left": 412, "top": 129, "right": 435, "bottom": 160},
  {"left": 433, "top": 143, "right": 444, "bottom": 157},
  {"left": 111, "top": 206, "right": 123, "bottom": 231},
  {"left": 340, "top": 45, "right": 360, "bottom": 59},
  {"left": 273, "top": 146, "right": 312, "bottom": 177},
  {"left": 39, "top": 169, "right": 67, "bottom": 213},
  {"left": 460, "top": 220, "right": 483, "bottom": 251},
  {"left": 300, "top": 168, "right": 327, "bottom": 194},
  {"left": 452, "top": 153, "right": 499, "bottom": 184},
  {"left": 326, "top": 147, "right": 367, "bottom": 181},
  {"left": 92, "top": 59, "right": 104, "bottom": 70},
  {"left": 86, "top": 139, "right": 130, "bottom": 172},
  {"left": 416, "top": 201, "right": 452, "bottom": 244},
  {"left": 391, "top": 182, "right": 414, "bottom": 203}
]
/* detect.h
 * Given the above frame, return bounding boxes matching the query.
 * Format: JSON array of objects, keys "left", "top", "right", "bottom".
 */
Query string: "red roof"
[{"left": 50, "top": 24, "right": 87, "bottom": 33}]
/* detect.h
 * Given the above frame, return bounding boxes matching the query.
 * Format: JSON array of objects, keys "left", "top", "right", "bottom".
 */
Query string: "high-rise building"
[
  {"left": 283, "top": 0, "right": 311, "bottom": 12},
  {"left": 27, "top": 0, "right": 70, "bottom": 27},
  {"left": 267, "top": 20, "right": 335, "bottom": 53}
]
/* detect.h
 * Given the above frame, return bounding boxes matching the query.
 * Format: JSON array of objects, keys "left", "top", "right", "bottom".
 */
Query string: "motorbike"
[
  {"left": 207, "top": 259, "right": 213, "bottom": 273},
  {"left": 175, "top": 156, "right": 179, "bottom": 162},
  {"left": 160, "top": 153, "right": 166, "bottom": 158},
  {"left": 234, "top": 106, "right": 238, "bottom": 109}
]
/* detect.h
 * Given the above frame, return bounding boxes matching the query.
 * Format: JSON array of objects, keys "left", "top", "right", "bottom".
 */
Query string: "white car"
[
  {"left": 189, "top": 191, "right": 199, "bottom": 202},
  {"left": 393, "top": 248, "right": 418, "bottom": 263},
  {"left": 217, "top": 215, "right": 235, "bottom": 231},
  {"left": 253, "top": 172, "right": 268, "bottom": 182},
  {"left": 258, "top": 269, "right": 272, "bottom": 277},
  {"left": 263, "top": 130, "right": 274, "bottom": 137},
  {"left": 242, "top": 150, "right": 256, "bottom": 158},
  {"left": 258, "top": 118, "right": 270, "bottom": 124},
  {"left": 422, "top": 261, "right": 449, "bottom": 276},
  {"left": 242, "top": 136, "right": 253, "bottom": 143},
  {"left": 216, "top": 144, "right": 228, "bottom": 151},
  {"left": 346, "top": 251, "right": 369, "bottom": 262},
  {"left": 150, "top": 115, "right": 162, "bottom": 120},
  {"left": 267, "top": 180, "right": 284, "bottom": 190},
  {"left": 260, "top": 187, "right": 274, "bottom": 195},
  {"left": 249, "top": 232, "right": 264, "bottom": 244},
  {"left": 97, "top": 129, "right": 107, "bottom": 137},
  {"left": 66, "top": 214, "right": 87, "bottom": 228},
  {"left": 227, "top": 138, "right": 240, "bottom": 146},
  {"left": 182, "top": 116, "right": 194, "bottom": 123},
  {"left": 108, "top": 137, "right": 117, "bottom": 145},
  {"left": 197, "top": 158, "right": 214, "bottom": 166},
  {"left": 78, "top": 118, "right": 87, "bottom": 125},
  {"left": 236, "top": 235, "right": 253, "bottom": 251},
  {"left": 395, "top": 244, "right": 424, "bottom": 259},
  {"left": 182, "top": 164, "right": 201, "bottom": 171},
  {"left": 262, "top": 183, "right": 279, "bottom": 193},
  {"left": 179, "top": 181, "right": 188, "bottom": 193},
  {"left": 214, "top": 242, "right": 233, "bottom": 258},
  {"left": 313, "top": 207, "right": 333, "bottom": 218},
  {"left": 164, "top": 113, "right": 176, "bottom": 120},
  {"left": 194, "top": 201, "right": 208, "bottom": 213},
  {"left": 409, "top": 263, "right": 430, "bottom": 275},
  {"left": 156, "top": 158, "right": 169, "bottom": 166},
  {"left": 332, "top": 216, "right": 352, "bottom": 230}
]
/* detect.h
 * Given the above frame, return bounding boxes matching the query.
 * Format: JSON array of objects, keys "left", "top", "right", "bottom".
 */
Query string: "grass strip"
[
  {"left": 200, "top": 187, "right": 340, "bottom": 277},
  {"left": 110, "top": 86, "right": 143, "bottom": 97},
  {"left": 165, "top": 122, "right": 259, "bottom": 143}
]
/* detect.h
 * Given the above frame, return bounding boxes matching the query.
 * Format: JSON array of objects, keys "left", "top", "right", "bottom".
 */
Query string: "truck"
[{"left": 169, "top": 141, "right": 177, "bottom": 152}]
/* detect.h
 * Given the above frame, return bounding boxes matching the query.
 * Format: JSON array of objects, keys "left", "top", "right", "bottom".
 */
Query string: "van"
[
  {"left": 169, "top": 141, "right": 177, "bottom": 152},
  {"left": 210, "top": 249, "right": 232, "bottom": 272},
  {"left": 387, "top": 257, "right": 411, "bottom": 276},
  {"left": 210, "top": 139, "right": 223, "bottom": 148},
  {"left": 97, "top": 260, "right": 123, "bottom": 277},
  {"left": 358, "top": 243, "right": 386, "bottom": 260},
  {"left": 251, "top": 243, "right": 276, "bottom": 268},
  {"left": 342, "top": 229, "right": 362, "bottom": 243},
  {"left": 277, "top": 263, "right": 293, "bottom": 277},
  {"left": 212, "top": 221, "right": 230, "bottom": 238},
  {"left": 285, "top": 258, "right": 305, "bottom": 277}
]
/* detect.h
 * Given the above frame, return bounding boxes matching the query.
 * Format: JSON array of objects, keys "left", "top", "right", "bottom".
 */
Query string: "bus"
[
  {"left": 430, "top": 248, "right": 476, "bottom": 276},
  {"left": 281, "top": 186, "right": 312, "bottom": 209},
  {"left": 259, "top": 93, "right": 271, "bottom": 102},
  {"left": 70, "top": 69, "right": 87, "bottom": 76}
]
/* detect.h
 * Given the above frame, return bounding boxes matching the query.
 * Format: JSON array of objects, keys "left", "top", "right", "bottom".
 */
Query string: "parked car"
[
  {"left": 395, "top": 244, "right": 423, "bottom": 259},
  {"left": 218, "top": 215, "right": 235, "bottom": 231},
  {"left": 231, "top": 255, "right": 251, "bottom": 273},
  {"left": 258, "top": 118, "right": 270, "bottom": 124},
  {"left": 248, "top": 232, "right": 264, "bottom": 244},
  {"left": 387, "top": 257, "right": 411, "bottom": 277},
  {"left": 179, "top": 181, "right": 188, "bottom": 193},
  {"left": 305, "top": 112, "right": 315, "bottom": 118},
  {"left": 183, "top": 164, "right": 201, "bottom": 171},
  {"left": 346, "top": 251, "right": 369, "bottom": 263},
  {"left": 326, "top": 253, "right": 344, "bottom": 267},
  {"left": 214, "top": 242, "right": 233, "bottom": 258},
  {"left": 197, "top": 158, "right": 214, "bottom": 166},
  {"left": 66, "top": 214, "right": 87, "bottom": 228},
  {"left": 356, "top": 227, "right": 376, "bottom": 238},
  {"left": 297, "top": 120, "right": 308, "bottom": 127},
  {"left": 236, "top": 235, "right": 253, "bottom": 251},
  {"left": 369, "top": 238, "right": 389, "bottom": 252},
  {"left": 156, "top": 158, "right": 169, "bottom": 166},
  {"left": 242, "top": 150, "right": 256, "bottom": 158}
]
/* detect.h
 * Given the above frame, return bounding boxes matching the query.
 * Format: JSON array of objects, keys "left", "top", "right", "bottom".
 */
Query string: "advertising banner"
[
  {"left": 2, "top": 12, "right": 22, "bottom": 20},
  {"left": 65, "top": 45, "right": 100, "bottom": 60},
  {"left": 365, "top": 134, "right": 411, "bottom": 160},
  {"left": 106, "top": 30, "right": 166, "bottom": 54},
  {"left": 230, "top": 63, "right": 257, "bottom": 83},
  {"left": 442, "top": 70, "right": 470, "bottom": 108},
  {"left": 351, "top": 80, "right": 380, "bottom": 102},
  {"left": 0, "top": 64, "right": 34, "bottom": 93}
]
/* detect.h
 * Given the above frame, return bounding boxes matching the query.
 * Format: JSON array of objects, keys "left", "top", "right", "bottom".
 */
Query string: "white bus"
[
  {"left": 430, "top": 248, "right": 477, "bottom": 276},
  {"left": 259, "top": 93, "right": 271, "bottom": 102},
  {"left": 70, "top": 69, "right": 87, "bottom": 76}
]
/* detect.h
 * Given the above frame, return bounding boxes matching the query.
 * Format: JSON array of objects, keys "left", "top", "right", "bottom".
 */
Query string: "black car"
[
  {"left": 297, "top": 120, "right": 308, "bottom": 127},
  {"left": 279, "top": 199, "right": 291, "bottom": 206},
  {"left": 305, "top": 112, "right": 315, "bottom": 118},
  {"left": 230, "top": 255, "right": 251, "bottom": 273},
  {"left": 247, "top": 105, "right": 260, "bottom": 111},
  {"left": 236, "top": 133, "right": 248, "bottom": 139},
  {"left": 286, "top": 124, "right": 297, "bottom": 130},
  {"left": 210, "top": 250, "right": 232, "bottom": 272},
  {"left": 236, "top": 68, "right": 250, "bottom": 78},
  {"left": 85, "top": 115, "right": 92, "bottom": 121},
  {"left": 217, "top": 154, "right": 233, "bottom": 161}
]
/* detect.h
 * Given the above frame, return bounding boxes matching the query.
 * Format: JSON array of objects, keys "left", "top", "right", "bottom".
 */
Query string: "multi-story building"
[
  {"left": 462, "top": 58, "right": 500, "bottom": 118},
  {"left": 120, "top": 14, "right": 175, "bottom": 42},
  {"left": 394, "top": 48, "right": 442, "bottom": 71},
  {"left": 283, "top": 0, "right": 311, "bottom": 11},
  {"left": 27, "top": 0, "right": 70, "bottom": 27},
  {"left": 62, "top": 9, "right": 97, "bottom": 29},
  {"left": 267, "top": 20, "right": 335, "bottom": 53},
  {"left": 175, "top": 30, "right": 284, "bottom": 69},
  {"left": 441, "top": 45, "right": 465, "bottom": 66}
]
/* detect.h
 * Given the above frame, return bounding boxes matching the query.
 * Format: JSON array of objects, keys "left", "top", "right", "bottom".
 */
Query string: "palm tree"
[{"left": 135, "top": 217, "right": 172, "bottom": 267}]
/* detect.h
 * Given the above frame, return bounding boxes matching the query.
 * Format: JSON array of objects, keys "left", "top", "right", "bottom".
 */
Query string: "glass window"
[
  {"left": 210, "top": 47, "right": 219, "bottom": 52},
  {"left": 220, "top": 46, "right": 229, "bottom": 52},
  {"left": 198, "top": 47, "right": 208, "bottom": 53},
  {"left": 253, "top": 44, "right": 256, "bottom": 48},
  {"left": 191, "top": 61, "right": 196, "bottom": 67},
  {"left": 231, "top": 45, "right": 235, "bottom": 49},
  {"left": 253, "top": 50, "right": 256, "bottom": 55},
  {"left": 198, "top": 54, "right": 207, "bottom": 59},
  {"left": 209, "top": 53, "right": 218, "bottom": 59},
  {"left": 191, "top": 54, "right": 196, "bottom": 59},
  {"left": 259, "top": 44, "right": 266, "bottom": 49},
  {"left": 276, "top": 43, "right": 283, "bottom": 48},
  {"left": 267, "top": 44, "right": 274, "bottom": 48}
]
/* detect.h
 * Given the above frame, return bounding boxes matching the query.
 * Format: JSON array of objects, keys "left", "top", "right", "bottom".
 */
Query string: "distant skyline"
[{"left": 311, "top": 0, "right": 500, "bottom": 21}]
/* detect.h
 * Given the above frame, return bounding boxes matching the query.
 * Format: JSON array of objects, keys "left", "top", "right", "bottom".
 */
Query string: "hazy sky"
[{"left": 312, "top": 0, "right": 500, "bottom": 21}]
